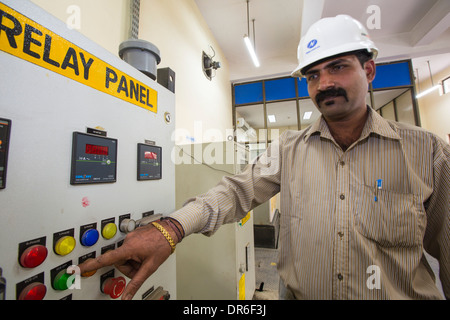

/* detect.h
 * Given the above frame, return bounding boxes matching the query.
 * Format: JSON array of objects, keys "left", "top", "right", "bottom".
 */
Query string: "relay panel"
[{"left": 0, "top": 0, "right": 176, "bottom": 300}]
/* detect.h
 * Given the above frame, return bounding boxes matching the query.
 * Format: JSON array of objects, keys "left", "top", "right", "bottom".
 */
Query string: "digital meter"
[
  {"left": 137, "top": 143, "right": 162, "bottom": 180},
  {"left": 70, "top": 132, "right": 118, "bottom": 184}
]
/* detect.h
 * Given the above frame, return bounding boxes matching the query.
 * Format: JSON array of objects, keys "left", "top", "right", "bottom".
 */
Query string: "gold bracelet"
[{"left": 152, "top": 221, "right": 176, "bottom": 254}]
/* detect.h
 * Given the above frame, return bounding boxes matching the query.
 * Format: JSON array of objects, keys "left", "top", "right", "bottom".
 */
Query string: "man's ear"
[{"left": 365, "top": 59, "right": 376, "bottom": 83}]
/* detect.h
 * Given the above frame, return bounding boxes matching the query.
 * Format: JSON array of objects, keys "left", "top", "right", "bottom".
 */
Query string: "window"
[{"left": 443, "top": 76, "right": 450, "bottom": 95}]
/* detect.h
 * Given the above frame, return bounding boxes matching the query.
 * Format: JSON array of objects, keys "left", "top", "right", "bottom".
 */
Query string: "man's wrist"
[
  {"left": 151, "top": 221, "right": 176, "bottom": 253},
  {"left": 160, "top": 217, "right": 185, "bottom": 244}
]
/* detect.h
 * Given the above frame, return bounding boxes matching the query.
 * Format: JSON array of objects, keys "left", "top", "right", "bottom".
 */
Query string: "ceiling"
[
  {"left": 195, "top": 0, "right": 450, "bottom": 84},
  {"left": 195, "top": 0, "right": 450, "bottom": 131}
]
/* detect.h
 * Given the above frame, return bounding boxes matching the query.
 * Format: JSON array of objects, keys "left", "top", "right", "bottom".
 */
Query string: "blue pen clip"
[{"left": 375, "top": 179, "right": 382, "bottom": 202}]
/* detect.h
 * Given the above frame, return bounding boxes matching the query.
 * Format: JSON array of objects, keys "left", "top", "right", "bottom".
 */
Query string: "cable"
[{"left": 175, "top": 145, "right": 235, "bottom": 175}]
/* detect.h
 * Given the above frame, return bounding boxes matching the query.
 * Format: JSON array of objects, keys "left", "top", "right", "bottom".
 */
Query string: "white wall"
[
  {"left": 417, "top": 65, "right": 450, "bottom": 143},
  {"left": 31, "top": 0, "right": 233, "bottom": 144},
  {"left": 139, "top": 0, "right": 233, "bottom": 145}
]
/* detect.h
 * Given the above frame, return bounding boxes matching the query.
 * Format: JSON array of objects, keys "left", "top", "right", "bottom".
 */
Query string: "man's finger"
[
  {"left": 78, "top": 247, "right": 128, "bottom": 274},
  {"left": 121, "top": 260, "right": 158, "bottom": 300}
]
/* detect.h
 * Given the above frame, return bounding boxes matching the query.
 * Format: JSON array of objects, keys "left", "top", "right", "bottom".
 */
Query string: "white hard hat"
[{"left": 292, "top": 15, "right": 378, "bottom": 77}]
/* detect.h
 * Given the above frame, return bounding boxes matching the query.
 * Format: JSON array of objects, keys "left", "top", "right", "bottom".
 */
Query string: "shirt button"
[
  {"left": 337, "top": 273, "right": 343, "bottom": 281},
  {"left": 339, "top": 194, "right": 345, "bottom": 200},
  {"left": 339, "top": 160, "right": 345, "bottom": 166},
  {"left": 338, "top": 232, "right": 344, "bottom": 238}
]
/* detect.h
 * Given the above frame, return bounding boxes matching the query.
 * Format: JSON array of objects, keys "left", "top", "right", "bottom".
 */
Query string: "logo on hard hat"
[{"left": 307, "top": 39, "right": 318, "bottom": 49}]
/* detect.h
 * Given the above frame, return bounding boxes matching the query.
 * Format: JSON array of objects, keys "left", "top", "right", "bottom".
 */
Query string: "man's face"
[{"left": 304, "top": 55, "right": 375, "bottom": 122}]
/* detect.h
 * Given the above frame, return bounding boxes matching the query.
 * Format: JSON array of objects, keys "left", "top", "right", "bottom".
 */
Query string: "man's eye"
[
  {"left": 332, "top": 65, "right": 345, "bottom": 72},
  {"left": 307, "top": 74, "right": 318, "bottom": 81}
]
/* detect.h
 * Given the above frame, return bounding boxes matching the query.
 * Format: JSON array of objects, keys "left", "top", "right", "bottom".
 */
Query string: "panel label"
[{"left": 0, "top": 3, "right": 157, "bottom": 113}]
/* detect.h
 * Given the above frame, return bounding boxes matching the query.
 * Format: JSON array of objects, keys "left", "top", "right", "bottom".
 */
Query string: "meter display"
[
  {"left": 137, "top": 143, "right": 162, "bottom": 180},
  {"left": 71, "top": 132, "right": 117, "bottom": 184},
  {"left": 0, "top": 118, "right": 11, "bottom": 189}
]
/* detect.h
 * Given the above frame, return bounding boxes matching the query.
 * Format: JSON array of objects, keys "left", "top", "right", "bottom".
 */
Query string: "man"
[{"left": 79, "top": 15, "right": 449, "bottom": 300}]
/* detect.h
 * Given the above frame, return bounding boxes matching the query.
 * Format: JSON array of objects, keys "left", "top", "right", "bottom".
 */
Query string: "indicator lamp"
[
  {"left": 81, "top": 269, "right": 97, "bottom": 278},
  {"left": 19, "top": 245, "right": 48, "bottom": 268},
  {"left": 81, "top": 258, "right": 97, "bottom": 277},
  {"left": 53, "top": 270, "right": 75, "bottom": 291},
  {"left": 54, "top": 236, "right": 76, "bottom": 256},
  {"left": 102, "top": 223, "right": 117, "bottom": 240},
  {"left": 119, "top": 218, "right": 136, "bottom": 233},
  {"left": 18, "top": 282, "right": 47, "bottom": 300},
  {"left": 80, "top": 229, "right": 99, "bottom": 247}
]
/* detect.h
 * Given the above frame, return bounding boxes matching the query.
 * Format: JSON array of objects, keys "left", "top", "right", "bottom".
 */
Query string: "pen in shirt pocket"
[{"left": 374, "top": 179, "right": 382, "bottom": 202}]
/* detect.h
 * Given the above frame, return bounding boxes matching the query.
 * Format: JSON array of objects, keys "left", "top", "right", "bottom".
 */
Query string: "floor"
[{"left": 252, "top": 247, "right": 280, "bottom": 300}]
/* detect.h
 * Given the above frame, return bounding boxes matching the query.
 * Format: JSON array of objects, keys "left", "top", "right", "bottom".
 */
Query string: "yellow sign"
[
  {"left": 239, "top": 273, "right": 245, "bottom": 300},
  {"left": 239, "top": 212, "right": 251, "bottom": 226},
  {"left": 0, "top": 3, "right": 157, "bottom": 113}
]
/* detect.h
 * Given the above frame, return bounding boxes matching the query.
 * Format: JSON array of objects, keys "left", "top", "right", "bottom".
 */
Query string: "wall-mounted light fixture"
[
  {"left": 244, "top": 0, "right": 260, "bottom": 67},
  {"left": 202, "top": 46, "right": 221, "bottom": 81}
]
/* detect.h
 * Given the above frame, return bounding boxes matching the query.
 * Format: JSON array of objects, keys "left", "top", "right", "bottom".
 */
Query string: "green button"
[{"left": 53, "top": 270, "right": 75, "bottom": 291}]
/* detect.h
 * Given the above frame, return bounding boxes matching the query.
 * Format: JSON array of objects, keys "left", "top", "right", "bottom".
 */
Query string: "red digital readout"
[
  {"left": 144, "top": 151, "right": 158, "bottom": 160},
  {"left": 85, "top": 144, "right": 109, "bottom": 155}
]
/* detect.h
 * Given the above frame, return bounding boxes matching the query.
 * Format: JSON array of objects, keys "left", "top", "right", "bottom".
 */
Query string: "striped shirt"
[{"left": 170, "top": 107, "right": 450, "bottom": 299}]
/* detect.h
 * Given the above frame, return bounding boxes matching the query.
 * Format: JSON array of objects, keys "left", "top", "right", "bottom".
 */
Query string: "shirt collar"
[{"left": 304, "top": 106, "right": 402, "bottom": 142}]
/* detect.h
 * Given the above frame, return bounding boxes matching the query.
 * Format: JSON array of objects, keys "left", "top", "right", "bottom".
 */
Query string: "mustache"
[{"left": 315, "top": 88, "right": 348, "bottom": 105}]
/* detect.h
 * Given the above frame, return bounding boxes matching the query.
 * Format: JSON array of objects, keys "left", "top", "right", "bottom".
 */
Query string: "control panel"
[{"left": 0, "top": 1, "right": 176, "bottom": 300}]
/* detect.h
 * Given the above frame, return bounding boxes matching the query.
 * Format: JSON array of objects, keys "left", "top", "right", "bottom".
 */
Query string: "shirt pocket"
[{"left": 355, "top": 185, "right": 424, "bottom": 247}]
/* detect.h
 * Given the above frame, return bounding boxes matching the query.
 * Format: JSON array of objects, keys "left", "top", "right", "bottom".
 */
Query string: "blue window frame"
[
  {"left": 234, "top": 82, "right": 263, "bottom": 105},
  {"left": 234, "top": 60, "right": 413, "bottom": 105},
  {"left": 265, "top": 78, "right": 296, "bottom": 101},
  {"left": 372, "top": 61, "right": 412, "bottom": 89}
]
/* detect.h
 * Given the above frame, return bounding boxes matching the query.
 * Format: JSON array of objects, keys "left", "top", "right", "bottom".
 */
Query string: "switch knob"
[
  {"left": 19, "top": 244, "right": 48, "bottom": 268},
  {"left": 53, "top": 270, "right": 75, "bottom": 291},
  {"left": 102, "top": 222, "right": 117, "bottom": 240},
  {"left": 54, "top": 236, "right": 76, "bottom": 256},
  {"left": 80, "top": 229, "right": 99, "bottom": 247},
  {"left": 102, "top": 276, "right": 126, "bottom": 299},
  {"left": 18, "top": 282, "right": 47, "bottom": 300},
  {"left": 119, "top": 218, "right": 136, "bottom": 233}
]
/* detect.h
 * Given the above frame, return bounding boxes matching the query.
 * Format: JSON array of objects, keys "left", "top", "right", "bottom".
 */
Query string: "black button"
[
  {"left": 339, "top": 194, "right": 345, "bottom": 200},
  {"left": 339, "top": 161, "right": 345, "bottom": 166},
  {"left": 338, "top": 232, "right": 344, "bottom": 238},
  {"left": 337, "top": 273, "right": 343, "bottom": 281}
]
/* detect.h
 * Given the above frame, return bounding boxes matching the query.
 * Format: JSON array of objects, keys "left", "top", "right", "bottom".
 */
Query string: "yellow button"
[
  {"left": 54, "top": 236, "right": 76, "bottom": 256},
  {"left": 102, "top": 223, "right": 117, "bottom": 240}
]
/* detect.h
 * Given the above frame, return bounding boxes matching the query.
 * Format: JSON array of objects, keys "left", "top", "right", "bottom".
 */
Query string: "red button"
[
  {"left": 19, "top": 245, "right": 48, "bottom": 268},
  {"left": 102, "top": 276, "right": 126, "bottom": 299},
  {"left": 18, "top": 282, "right": 47, "bottom": 300}
]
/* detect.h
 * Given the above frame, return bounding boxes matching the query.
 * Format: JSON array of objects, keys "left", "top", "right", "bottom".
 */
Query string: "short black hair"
[
  {"left": 353, "top": 49, "right": 374, "bottom": 68},
  {"left": 301, "top": 49, "right": 374, "bottom": 76}
]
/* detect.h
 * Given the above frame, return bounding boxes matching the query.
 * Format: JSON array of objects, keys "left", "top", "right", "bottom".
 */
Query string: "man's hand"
[{"left": 78, "top": 221, "right": 176, "bottom": 300}]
